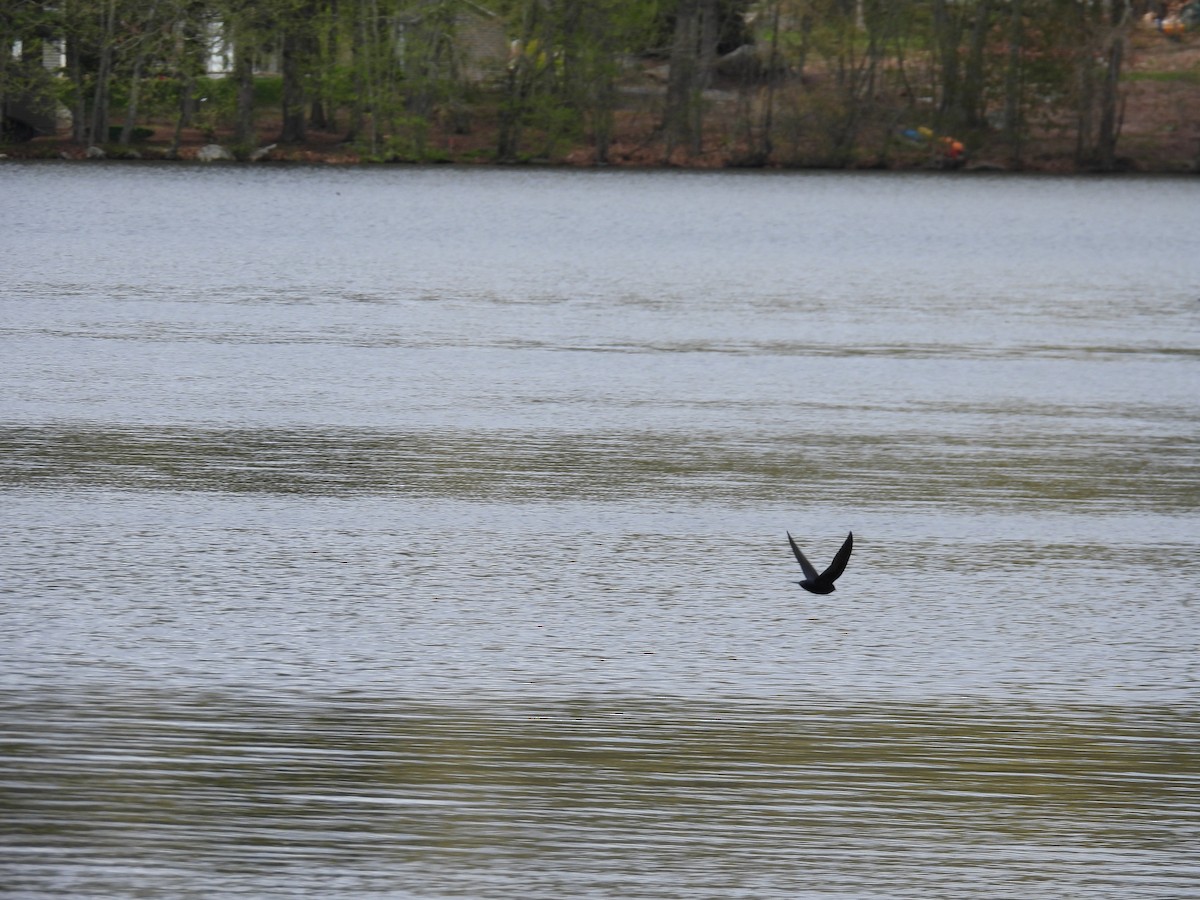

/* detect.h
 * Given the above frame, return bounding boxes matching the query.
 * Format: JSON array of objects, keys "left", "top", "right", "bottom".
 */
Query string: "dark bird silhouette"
[{"left": 788, "top": 531, "right": 853, "bottom": 594}]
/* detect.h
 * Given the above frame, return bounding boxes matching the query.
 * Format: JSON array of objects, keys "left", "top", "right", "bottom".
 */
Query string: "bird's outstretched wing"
[
  {"left": 819, "top": 531, "right": 854, "bottom": 585},
  {"left": 787, "top": 532, "right": 820, "bottom": 582}
]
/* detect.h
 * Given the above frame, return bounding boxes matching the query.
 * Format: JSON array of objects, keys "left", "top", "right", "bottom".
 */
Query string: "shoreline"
[
  {"left": 5, "top": 33, "right": 1197, "bottom": 177},
  {"left": 4, "top": 15, "right": 1197, "bottom": 176},
  {"left": 4, "top": 144, "right": 1198, "bottom": 175}
]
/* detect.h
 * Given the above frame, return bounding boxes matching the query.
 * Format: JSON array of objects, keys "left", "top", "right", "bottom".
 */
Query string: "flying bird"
[{"left": 788, "top": 531, "right": 853, "bottom": 594}]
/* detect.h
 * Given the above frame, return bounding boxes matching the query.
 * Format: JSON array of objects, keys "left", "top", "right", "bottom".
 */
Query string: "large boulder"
[{"left": 197, "top": 144, "right": 234, "bottom": 162}]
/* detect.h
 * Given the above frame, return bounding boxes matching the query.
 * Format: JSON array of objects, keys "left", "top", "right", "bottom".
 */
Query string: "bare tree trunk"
[
  {"left": 1097, "top": 11, "right": 1128, "bottom": 170},
  {"left": 280, "top": 3, "right": 318, "bottom": 144},
  {"left": 67, "top": 19, "right": 88, "bottom": 143},
  {"left": 168, "top": 72, "right": 192, "bottom": 158},
  {"left": 118, "top": 0, "right": 162, "bottom": 146},
  {"left": 1074, "top": 62, "right": 1093, "bottom": 166},
  {"left": 961, "top": 0, "right": 994, "bottom": 129},
  {"left": 233, "top": 38, "right": 256, "bottom": 145},
  {"left": 309, "top": 3, "right": 338, "bottom": 133},
  {"left": 663, "top": 0, "right": 696, "bottom": 159},
  {"left": 89, "top": 0, "right": 117, "bottom": 145},
  {"left": 280, "top": 28, "right": 307, "bottom": 142},
  {"left": 756, "top": 0, "right": 783, "bottom": 163},
  {"left": 931, "top": 0, "right": 962, "bottom": 132},
  {"left": 1003, "top": 0, "right": 1023, "bottom": 164},
  {"left": 119, "top": 53, "right": 147, "bottom": 145},
  {"left": 697, "top": 0, "right": 717, "bottom": 93},
  {"left": 346, "top": 2, "right": 365, "bottom": 143},
  {"left": 167, "top": 9, "right": 204, "bottom": 159},
  {"left": 498, "top": 1, "right": 538, "bottom": 162},
  {"left": 348, "top": 0, "right": 384, "bottom": 150},
  {"left": 736, "top": 0, "right": 781, "bottom": 166},
  {"left": 662, "top": 0, "right": 716, "bottom": 160},
  {"left": 588, "top": 66, "right": 615, "bottom": 165}
]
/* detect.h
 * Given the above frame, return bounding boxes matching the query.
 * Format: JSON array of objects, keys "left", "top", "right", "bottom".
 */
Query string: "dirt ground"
[
  {"left": 7, "top": 23, "right": 1198, "bottom": 172},
  {"left": 1110, "top": 28, "right": 1200, "bottom": 170}
]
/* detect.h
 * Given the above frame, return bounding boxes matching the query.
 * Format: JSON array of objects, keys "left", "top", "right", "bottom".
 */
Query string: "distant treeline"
[{"left": 0, "top": 1, "right": 1187, "bottom": 168}]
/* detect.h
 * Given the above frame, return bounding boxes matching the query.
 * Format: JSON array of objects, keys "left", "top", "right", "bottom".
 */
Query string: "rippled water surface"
[{"left": 2, "top": 164, "right": 1198, "bottom": 898}]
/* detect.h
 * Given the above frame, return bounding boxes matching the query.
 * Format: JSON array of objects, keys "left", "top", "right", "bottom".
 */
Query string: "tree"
[
  {"left": 1095, "top": 0, "right": 1132, "bottom": 170},
  {"left": 1001, "top": 0, "right": 1024, "bottom": 164},
  {"left": 279, "top": 0, "right": 318, "bottom": 142},
  {"left": 0, "top": 0, "right": 60, "bottom": 143},
  {"left": 89, "top": 0, "right": 118, "bottom": 144},
  {"left": 959, "top": 0, "right": 995, "bottom": 131},
  {"left": 661, "top": 0, "right": 718, "bottom": 160},
  {"left": 218, "top": 0, "right": 275, "bottom": 147},
  {"left": 117, "top": 0, "right": 172, "bottom": 146},
  {"left": 794, "top": 0, "right": 891, "bottom": 166},
  {"left": 496, "top": 0, "right": 552, "bottom": 161},
  {"left": 549, "top": 0, "right": 657, "bottom": 163},
  {"left": 166, "top": 2, "right": 211, "bottom": 157}
]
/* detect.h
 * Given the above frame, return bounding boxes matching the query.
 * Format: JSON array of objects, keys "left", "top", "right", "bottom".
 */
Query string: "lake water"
[{"left": 1, "top": 163, "right": 1198, "bottom": 898}]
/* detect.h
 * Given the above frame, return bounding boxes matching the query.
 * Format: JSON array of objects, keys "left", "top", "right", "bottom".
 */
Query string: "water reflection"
[
  {"left": 2, "top": 690, "right": 1196, "bottom": 898},
  {"left": 2, "top": 424, "right": 1197, "bottom": 512}
]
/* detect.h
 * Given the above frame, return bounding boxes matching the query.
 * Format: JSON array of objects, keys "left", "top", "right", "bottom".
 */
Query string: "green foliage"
[
  {"left": 356, "top": 115, "right": 458, "bottom": 163},
  {"left": 0, "top": 10, "right": 60, "bottom": 140},
  {"left": 134, "top": 77, "right": 187, "bottom": 122},
  {"left": 252, "top": 76, "right": 284, "bottom": 108},
  {"left": 530, "top": 96, "right": 584, "bottom": 160},
  {"left": 1125, "top": 69, "right": 1200, "bottom": 84},
  {"left": 497, "top": 0, "right": 658, "bottom": 161},
  {"left": 107, "top": 125, "right": 153, "bottom": 142},
  {"left": 5, "top": 0, "right": 1173, "bottom": 168},
  {"left": 383, "top": 115, "right": 432, "bottom": 161}
]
